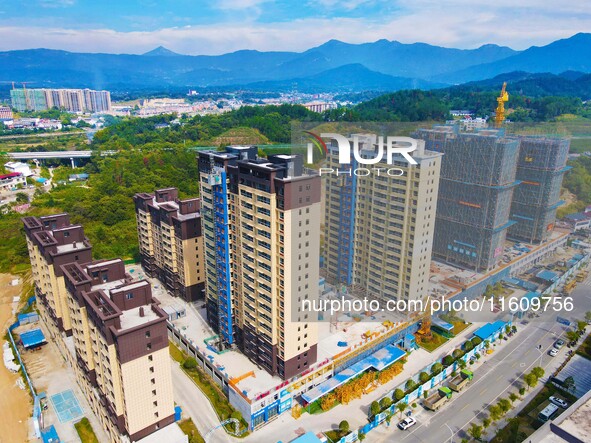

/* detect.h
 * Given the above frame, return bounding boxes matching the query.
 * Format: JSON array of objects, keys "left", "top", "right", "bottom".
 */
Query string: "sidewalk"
[{"left": 245, "top": 322, "right": 482, "bottom": 443}]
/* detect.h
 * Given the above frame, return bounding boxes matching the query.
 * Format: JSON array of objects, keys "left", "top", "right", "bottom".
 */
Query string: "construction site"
[{"left": 414, "top": 126, "right": 521, "bottom": 272}]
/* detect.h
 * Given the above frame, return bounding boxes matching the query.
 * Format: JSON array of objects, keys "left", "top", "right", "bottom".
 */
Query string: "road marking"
[
  {"left": 480, "top": 388, "right": 487, "bottom": 395},
  {"left": 496, "top": 374, "right": 503, "bottom": 381},
  {"left": 460, "top": 404, "right": 468, "bottom": 411}
]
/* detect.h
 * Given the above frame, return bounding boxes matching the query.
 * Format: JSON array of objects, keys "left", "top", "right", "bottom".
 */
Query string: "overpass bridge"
[{"left": 5, "top": 150, "right": 116, "bottom": 167}]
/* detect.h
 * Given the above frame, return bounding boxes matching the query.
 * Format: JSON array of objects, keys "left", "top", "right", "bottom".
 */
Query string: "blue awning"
[
  {"left": 432, "top": 317, "right": 454, "bottom": 332},
  {"left": 473, "top": 321, "right": 506, "bottom": 341},
  {"left": 536, "top": 270, "right": 559, "bottom": 282},
  {"left": 301, "top": 345, "right": 406, "bottom": 404},
  {"left": 20, "top": 328, "right": 46, "bottom": 349}
]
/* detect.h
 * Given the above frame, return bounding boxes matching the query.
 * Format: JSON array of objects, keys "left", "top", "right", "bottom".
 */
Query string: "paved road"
[
  {"left": 170, "top": 359, "right": 232, "bottom": 443},
  {"left": 370, "top": 276, "right": 591, "bottom": 443}
]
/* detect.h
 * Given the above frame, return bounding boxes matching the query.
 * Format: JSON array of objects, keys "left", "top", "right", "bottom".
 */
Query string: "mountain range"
[{"left": 1, "top": 33, "right": 591, "bottom": 93}]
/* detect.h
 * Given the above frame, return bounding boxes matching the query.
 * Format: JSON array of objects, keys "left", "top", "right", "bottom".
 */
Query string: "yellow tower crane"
[{"left": 494, "top": 82, "right": 509, "bottom": 128}]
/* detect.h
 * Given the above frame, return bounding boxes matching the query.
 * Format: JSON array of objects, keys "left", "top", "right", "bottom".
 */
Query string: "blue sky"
[{"left": 0, "top": 0, "right": 589, "bottom": 54}]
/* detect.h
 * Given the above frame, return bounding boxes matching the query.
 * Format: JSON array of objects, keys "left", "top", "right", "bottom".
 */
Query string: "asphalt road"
[{"left": 371, "top": 274, "right": 591, "bottom": 443}]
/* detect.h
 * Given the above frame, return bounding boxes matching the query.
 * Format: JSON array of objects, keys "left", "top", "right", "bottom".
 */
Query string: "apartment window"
[
  {"left": 145, "top": 330, "right": 151, "bottom": 338},
  {"left": 148, "top": 355, "right": 153, "bottom": 362},
  {"left": 150, "top": 366, "right": 155, "bottom": 373},
  {"left": 64, "top": 231, "right": 70, "bottom": 238},
  {"left": 154, "top": 412, "right": 159, "bottom": 418},
  {"left": 147, "top": 343, "right": 152, "bottom": 351},
  {"left": 151, "top": 378, "right": 155, "bottom": 385},
  {"left": 153, "top": 401, "right": 158, "bottom": 407},
  {"left": 152, "top": 390, "right": 157, "bottom": 396}
]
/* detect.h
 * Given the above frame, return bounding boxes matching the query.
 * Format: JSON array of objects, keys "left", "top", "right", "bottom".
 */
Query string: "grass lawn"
[
  {"left": 74, "top": 418, "right": 99, "bottom": 443},
  {"left": 452, "top": 321, "right": 470, "bottom": 336},
  {"left": 490, "top": 384, "right": 579, "bottom": 443},
  {"left": 178, "top": 418, "right": 206, "bottom": 443},
  {"left": 416, "top": 332, "right": 449, "bottom": 352}
]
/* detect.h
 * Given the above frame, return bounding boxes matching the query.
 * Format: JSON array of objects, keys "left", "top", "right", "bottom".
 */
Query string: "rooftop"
[
  {"left": 119, "top": 305, "right": 160, "bottom": 331},
  {"left": 55, "top": 241, "right": 87, "bottom": 253}
]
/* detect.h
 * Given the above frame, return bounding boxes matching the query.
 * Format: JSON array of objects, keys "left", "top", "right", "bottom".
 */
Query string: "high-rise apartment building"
[
  {"left": 22, "top": 214, "right": 93, "bottom": 339},
  {"left": 323, "top": 135, "right": 442, "bottom": 302},
  {"left": 10, "top": 88, "right": 112, "bottom": 113},
  {"left": 134, "top": 188, "right": 206, "bottom": 302},
  {"left": 509, "top": 137, "right": 570, "bottom": 243},
  {"left": 198, "top": 147, "right": 321, "bottom": 379},
  {"left": 61, "top": 259, "right": 177, "bottom": 442},
  {"left": 415, "top": 126, "right": 520, "bottom": 271},
  {"left": 22, "top": 214, "right": 183, "bottom": 443}
]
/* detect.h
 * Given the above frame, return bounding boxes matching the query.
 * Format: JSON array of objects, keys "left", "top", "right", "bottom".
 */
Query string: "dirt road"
[{"left": 0, "top": 274, "right": 32, "bottom": 443}]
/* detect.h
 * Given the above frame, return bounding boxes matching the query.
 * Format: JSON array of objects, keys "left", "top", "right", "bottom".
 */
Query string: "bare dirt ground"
[{"left": 0, "top": 273, "right": 31, "bottom": 443}]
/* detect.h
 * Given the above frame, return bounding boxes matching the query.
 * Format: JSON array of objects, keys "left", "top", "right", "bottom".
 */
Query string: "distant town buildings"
[
  {"left": 22, "top": 214, "right": 182, "bottom": 443},
  {"left": 10, "top": 88, "right": 111, "bottom": 113},
  {"left": 323, "top": 135, "right": 442, "bottom": 302},
  {"left": 197, "top": 147, "right": 321, "bottom": 379},
  {"left": 445, "top": 117, "right": 488, "bottom": 132},
  {"left": 133, "top": 188, "right": 206, "bottom": 302},
  {"left": 302, "top": 101, "right": 337, "bottom": 113},
  {"left": 4, "top": 161, "right": 32, "bottom": 177},
  {"left": 0, "top": 105, "right": 13, "bottom": 120},
  {"left": 0, "top": 172, "right": 27, "bottom": 191}
]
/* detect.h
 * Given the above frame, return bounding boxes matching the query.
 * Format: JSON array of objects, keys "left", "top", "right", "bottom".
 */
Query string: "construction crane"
[
  {"left": 21, "top": 82, "right": 33, "bottom": 111},
  {"left": 494, "top": 82, "right": 509, "bottom": 128}
]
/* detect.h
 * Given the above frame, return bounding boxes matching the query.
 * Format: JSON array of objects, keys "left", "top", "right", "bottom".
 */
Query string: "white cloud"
[
  {"left": 0, "top": 2, "right": 590, "bottom": 54},
  {"left": 38, "top": 0, "right": 76, "bottom": 8}
]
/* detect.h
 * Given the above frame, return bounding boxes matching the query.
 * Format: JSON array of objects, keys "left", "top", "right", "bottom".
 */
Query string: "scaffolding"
[
  {"left": 415, "top": 127, "right": 520, "bottom": 271},
  {"left": 509, "top": 137, "right": 571, "bottom": 243}
]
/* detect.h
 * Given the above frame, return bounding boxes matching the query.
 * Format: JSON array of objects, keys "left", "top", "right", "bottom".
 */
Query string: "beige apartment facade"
[
  {"left": 198, "top": 147, "right": 321, "bottom": 379},
  {"left": 134, "top": 188, "right": 205, "bottom": 302},
  {"left": 323, "top": 135, "right": 442, "bottom": 302}
]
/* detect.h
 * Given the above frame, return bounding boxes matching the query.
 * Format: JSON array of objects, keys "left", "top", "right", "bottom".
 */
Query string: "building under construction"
[
  {"left": 509, "top": 137, "right": 571, "bottom": 243},
  {"left": 414, "top": 126, "right": 520, "bottom": 272}
]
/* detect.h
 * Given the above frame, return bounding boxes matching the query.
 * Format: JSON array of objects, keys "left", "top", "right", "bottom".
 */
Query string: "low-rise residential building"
[
  {"left": 133, "top": 188, "right": 205, "bottom": 302},
  {"left": 0, "top": 105, "right": 13, "bottom": 119},
  {"left": 0, "top": 172, "right": 27, "bottom": 191},
  {"left": 4, "top": 161, "right": 33, "bottom": 177}
]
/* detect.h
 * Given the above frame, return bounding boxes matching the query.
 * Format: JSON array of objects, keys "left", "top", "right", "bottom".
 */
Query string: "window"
[
  {"left": 145, "top": 330, "right": 151, "bottom": 338},
  {"left": 151, "top": 378, "right": 155, "bottom": 385},
  {"left": 147, "top": 343, "right": 152, "bottom": 350},
  {"left": 148, "top": 355, "right": 153, "bottom": 362},
  {"left": 150, "top": 366, "right": 155, "bottom": 373}
]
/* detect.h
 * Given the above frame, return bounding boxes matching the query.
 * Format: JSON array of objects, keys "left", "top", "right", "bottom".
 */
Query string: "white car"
[
  {"left": 549, "top": 396, "right": 569, "bottom": 408},
  {"left": 398, "top": 416, "right": 417, "bottom": 430},
  {"left": 549, "top": 348, "right": 559, "bottom": 357}
]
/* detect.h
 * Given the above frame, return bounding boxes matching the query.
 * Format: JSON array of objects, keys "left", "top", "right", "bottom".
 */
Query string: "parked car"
[
  {"left": 398, "top": 416, "right": 417, "bottom": 430},
  {"left": 554, "top": 339, "right": 565, "bottom": 349},
  {"left": 549, "top": 348, "right": 559, "bottom": 357},
  {"left": 549, "top": 396, "right": 569, "bottom": 408}
]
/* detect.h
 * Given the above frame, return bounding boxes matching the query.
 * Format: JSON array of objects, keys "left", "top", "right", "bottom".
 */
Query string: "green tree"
[
  {"left": 431, "top": 363, "right": 443, "bottom": 375},
  {"left": 394, "top": 389, "right": 405, "bottom": 401},
  {"left": 380, "top": 397, "right": 392, "bottom": 410},
  {"left": 524, "top": 373, "right": 538, "bottom": 391},
  {"left": 453, "top": 349, "right": 464, "bottom": 359},
  {"left": 498, "top": 398, "right": 511, "bottom": 414},
  {"left": 405, "top": 379, "right": 417, "bottom": 392},
  {"left": 370, "top": 401, "right": 381, "bottom": 417},
  {"left": 471, "top": 336, "right": 483, "bottom": 347},
  {"left": 15, "top": 192, "right": 29, "bottom": 204},
  {"left": 442, "top": 355, "right": 454, "bottom": 366},
  {"left": 468, "top": 423, "right": 483, "bottom": 441},
  {"left": 396, "top": 401, "right": 408, "bottom": 418},
  {"left": 463, "top": 340, "right": 474, "bottom": 352},
  {"left": 482, "top": 416, "right": 491, "bottom": 429},
  {"left": 339, "top": 420, "right": 350, "bottom": 434},
  {"left": 563, "top": 376, "right": 576, "bottom": 394},
  {"left": 576, "top": 320, "right": 587, "bottom": 333},
  {"left": 566, "top": 330, "right": 579, "bottom": 343},
  {"left": 489, "top": 405, "right": 502, "bottom": 421},
  {"left": 531, "top": 367, "right": 545, "bottom": 379},
  {"left": 585, "top": 311, "right": 591, "bottom": 323},
  {"left": 419, "top": 371, "right": 430, "bottom": 383},
  {"left": 509, "top": 392, "right": 519, "bottom": 403}
]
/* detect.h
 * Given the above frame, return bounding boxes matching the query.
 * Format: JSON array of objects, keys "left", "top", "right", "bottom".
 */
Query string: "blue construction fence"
[
  {"left": 329, "top": 320, "right": 509, "bottom": 443},
  {"left": 7, "top": 296, "right": 56, "bottom": 440}
]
